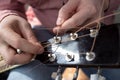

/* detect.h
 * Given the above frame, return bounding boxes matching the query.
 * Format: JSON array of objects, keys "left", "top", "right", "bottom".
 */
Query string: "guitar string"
[{"left": 89, "top": 0, "right": 105, "bottom": 52}]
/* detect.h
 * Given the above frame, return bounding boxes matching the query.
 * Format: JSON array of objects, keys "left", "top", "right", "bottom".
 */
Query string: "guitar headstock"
[
  {"left": 0, "top": 24, "right": 120, "bottom": 73},
  {"left": 36, "top": 24, "right": 120, "bottom": 68}
]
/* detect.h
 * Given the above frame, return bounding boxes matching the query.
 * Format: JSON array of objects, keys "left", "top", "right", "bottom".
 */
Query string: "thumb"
[{"left": 56, "top": 0, "right": 77, "bottom": 25}]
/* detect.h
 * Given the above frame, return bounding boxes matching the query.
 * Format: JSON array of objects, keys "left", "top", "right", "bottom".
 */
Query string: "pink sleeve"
[
  {"left": 104, "top": 0, "right": 120, "bottom": 24},
  {"left": 0, "top": 0, "right": 42, "bottom": 22},
  {"left": 0, "top": 0, "right": 26, "bottom": 22}
]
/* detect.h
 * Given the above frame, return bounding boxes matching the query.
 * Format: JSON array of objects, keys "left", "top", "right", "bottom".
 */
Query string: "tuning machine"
[
  {"left": 70, "top": 33, "right": 78, "bottom": 40},
  {"left": 48, "top": 54, "right": 56, "bottom": 62},
  {"left": 53, "top": 36, "right": 62, "bottom": 44},
  {"left": 86, "top": 52, "right": 96, "bottom": 61},
  {"left": 90, "top": 29, "right": 99, "bottom": 38}
]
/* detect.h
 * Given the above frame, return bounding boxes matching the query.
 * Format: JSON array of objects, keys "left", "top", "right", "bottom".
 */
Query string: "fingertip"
[
  {"left": 53, "top": 27, "right": 61, "bottom": 34},
  {"left": 53, "top": 26, "right": 66, "bottom": 35},
  {"left": 38, "top": 46, "right": 44, "bottom": 54},
  {"left": 35, "top": 42, "right": 44, "bottom": 54}
]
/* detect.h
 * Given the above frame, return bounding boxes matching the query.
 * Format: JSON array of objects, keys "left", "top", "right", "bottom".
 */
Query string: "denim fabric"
[{"left": 7, "top": 60, "right": 58, "bottom": 80}]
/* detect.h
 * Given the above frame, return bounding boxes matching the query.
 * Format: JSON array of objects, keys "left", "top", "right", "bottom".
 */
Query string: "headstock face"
[{"left": 35, "top": 24, "right": 120, "bottom": 68}]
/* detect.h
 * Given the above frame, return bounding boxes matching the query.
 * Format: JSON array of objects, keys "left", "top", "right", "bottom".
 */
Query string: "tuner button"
[
  {"left": 86, "top": 52, "right": 96, "bottom": 61},
  {"left": 70, "top": 33, "right": 78, "bottom": 40},
  {"left": 65, "top": 53, "right": 74, "bottom": 62},
  {"left": 90, "top": 29, "right": 98, "bottom": 37},
  {"left": 48, "top": 54, "right": 56, "bottom": 62}
]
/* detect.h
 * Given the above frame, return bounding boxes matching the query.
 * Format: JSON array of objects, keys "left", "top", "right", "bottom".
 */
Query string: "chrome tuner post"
[
  {"left": 48, "top": 54, "right": 56, "bottom": 62},
  {"left": 90, "top": 29, "right": 99, "bottom": 38},
  {"left": 53, "top": 36, "right": 62, "bottom": 44},
  {"left": 85, "top": 52, "right": 96, "bottom": 61},
  {"left": 65, "top": 53, "right": 74, "bottom": 62},
  {"left": 70, "top": 33, "right": 78, "bottom": 40}
]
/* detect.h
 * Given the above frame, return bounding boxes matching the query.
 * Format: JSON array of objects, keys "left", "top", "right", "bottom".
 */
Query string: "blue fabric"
[
  {"left": 7, "top": 60, "right": 57, "bottom": 80},
  {"left": 82, "top": 68, "right": 120, "bottom": 80}
]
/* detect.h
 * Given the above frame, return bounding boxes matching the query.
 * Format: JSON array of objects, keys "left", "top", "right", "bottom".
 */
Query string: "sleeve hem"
[{"left": 0, "top": 10, "right": 26, "bottom": 23}]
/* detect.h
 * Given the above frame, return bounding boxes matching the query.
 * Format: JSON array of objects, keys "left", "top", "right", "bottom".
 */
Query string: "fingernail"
[{"left": 56, "top": 17, "right": 64, "bottom": 25}]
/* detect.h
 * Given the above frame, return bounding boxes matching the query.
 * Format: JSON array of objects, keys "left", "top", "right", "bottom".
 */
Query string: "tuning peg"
[
  {"left": 65, "top": 53, "right": 74, "bottom": 62},
  {"left": 90, "top": 29, "right": 99, "bottom": 37},
  {"left": 48, "top": 54, "right": 56, "bottom": 62},
  {"left": 70, "top": 33, "right": 78, "bottom": 40},
  {"left": 53, "top": 36, "right": 62, "bottom": 44},
  {"left": 86, "top": 52, "right": 96, "bottom": 61}
]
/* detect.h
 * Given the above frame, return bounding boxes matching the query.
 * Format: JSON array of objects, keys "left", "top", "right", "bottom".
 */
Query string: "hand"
[
  {"left": 0, "top": 15, "right": 44, "bottom": 65},
  {"left": 53, "top": 0, "right": 109, "bottom": 34}
]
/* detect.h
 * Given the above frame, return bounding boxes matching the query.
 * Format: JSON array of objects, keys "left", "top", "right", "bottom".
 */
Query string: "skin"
[
  {"left": 0, "top": 15, "right": 44, "bottom": 65},
  {"left": 0, "top": 0, "right": 109, "bottom": 65},
  {"left": 53, "top": 0, "right": 109, "bottom": 34}
]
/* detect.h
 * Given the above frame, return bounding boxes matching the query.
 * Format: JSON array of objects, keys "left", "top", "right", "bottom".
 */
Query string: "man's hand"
[
  {"left": 53, "top": 0, "right": 109, "bottom": 34},
  {"left": 0, "top": 15, "right": 44, "bottom": 65}
]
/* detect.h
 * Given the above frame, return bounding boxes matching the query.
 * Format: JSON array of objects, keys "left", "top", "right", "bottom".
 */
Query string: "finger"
[
  {"left": 1, "top": 27, "right": 43, "bottom": 54},
  {"left": 54, "top": 8, "right": 93, "bottom": 34},
  {"left": 19, "top": 22, "right": 37, "bottom": 42},
  {"left": 56, "top": 0, "right": 78, "bottom": 25},
  {"left": 19, "top": 22, "right": 43, "bottom": 50},
  {"left": 0, "top": 45, "right": 33, "bottom": 65}
]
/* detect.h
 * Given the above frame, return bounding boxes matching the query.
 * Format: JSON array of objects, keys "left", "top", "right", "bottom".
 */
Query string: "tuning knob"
[
  {"left": 65, "top": 53, "right": 74, "bottom": 62},
  {"left": 86, "top": 52, "right": 96, "bottom": 61},
  {"left": 48, "top": 54, "right": 56, "bottom": 62}
]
